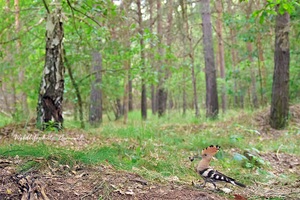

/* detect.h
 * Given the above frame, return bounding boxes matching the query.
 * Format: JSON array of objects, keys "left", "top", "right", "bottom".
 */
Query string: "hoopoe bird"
[{"left": 190, "top": 145, "right": 246, "bottom": 189}]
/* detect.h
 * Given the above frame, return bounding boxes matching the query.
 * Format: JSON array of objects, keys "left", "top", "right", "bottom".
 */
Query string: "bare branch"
[
  {"left": 42, "top": 0, "right": 50, "bottom": 14},
  {"left": 66, "top": 0, "right": 102, "bottom": 28}
]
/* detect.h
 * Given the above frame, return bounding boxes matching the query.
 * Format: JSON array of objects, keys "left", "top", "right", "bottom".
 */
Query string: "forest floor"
[{"left": 0, "top": 106, "right": 300, "bottom": 200}]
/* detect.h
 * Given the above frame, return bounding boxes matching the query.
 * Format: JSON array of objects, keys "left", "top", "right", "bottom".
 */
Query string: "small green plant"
[
  {"left": 44, "top": 121, "right": 61, "bottom": 132},
  {"left": 17, "top": 160, "right": 42, "bottom": 173},
  {"left": 0, "top": 114, "right": 12, "bottom": 127},
  {"left": 242, "top": 148, "right": 267, "bottom": 169}
]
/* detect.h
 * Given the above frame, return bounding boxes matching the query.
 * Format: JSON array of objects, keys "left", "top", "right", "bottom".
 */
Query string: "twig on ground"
[
  {"left": 276, "top": 144, "right": 283, "bottom": 161},
  {"left": 80, "top": 181, "right": 104, "bottom": 200}
]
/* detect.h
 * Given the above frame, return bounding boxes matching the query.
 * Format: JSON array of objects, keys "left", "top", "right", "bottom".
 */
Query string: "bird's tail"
[{"left": 232, "top": 180, "right": 246, "bottom": 188}]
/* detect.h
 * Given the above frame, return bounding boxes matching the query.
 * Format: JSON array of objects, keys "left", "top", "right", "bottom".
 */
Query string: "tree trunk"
[
  {"left": 123, "top": 57, "right": 130, "bottom": 123},
  {"left": 215, "top": 0, "right": 226, "bottom": 113},
  {"left": 151, "top": 85, "right": 157, "bottom": 114},
  {"left": 270, "top": 9, "right": 290, "bottom": 129},
  {"left": 120, "top": 0, "right": 131, "bottom": 124},
  {"left": 128, "top": 76, "right": 133, "bottom": 111},
  {"left": 257, "top": 34, "right": 267, "bottom": 105},
  {"left": 15, "top": 0, "right": 29, "bottom": 116},
  {"left": 157, "top": 0, "right": 167, "bottom": 117},
  {"left": 201, "top": 0, "right": 219, "bottom": 118},
  {"left": 165, "top": 0, "right": 173, "bottom": 114},
  {"left": 181, "top": 0, "right": 199, "bottom": 117},
  {"left": 64, "top": 50, "right": 85, "bottom": 128},
  {"left": 137, "top": 0, "right": 147, "bottom": 120},
  {"left": 89, "top": 51, "right": 103, "bottom": 126},
  {"left": 114, "top": 98, "right": 123, "bottom": 120},
  {"left": 247, "top": 42, "right": 258, "bottom": 108},
  {"left": 228, "top": 0, "right": 240, "bottom": 108},
  {"left": 4, "top": 0, "right": 17, "bottom": 116},
  {"left": 246, "top": 1, "right": 258, "bottom": 108},
  {"left": 182, "top": 72, "right": 187, "bottom": 116},
  {"left": 149, "top": 0, "right": 157, "bottom": 115},
  {"left": 37, "top": 2, "right": 64, "bottom": 130}
]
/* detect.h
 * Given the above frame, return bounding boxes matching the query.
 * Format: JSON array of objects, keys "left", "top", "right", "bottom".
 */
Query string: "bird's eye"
[{"left": 204, "top": 154, "right": 207, "bottom": 156}]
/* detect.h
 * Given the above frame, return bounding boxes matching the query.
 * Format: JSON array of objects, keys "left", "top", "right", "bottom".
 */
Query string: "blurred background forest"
[{"left": 0, "top": 0, "right": 300, "bottom": 126}]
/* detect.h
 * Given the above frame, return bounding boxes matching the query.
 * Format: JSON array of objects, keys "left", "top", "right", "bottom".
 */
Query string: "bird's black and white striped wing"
[{"left": 199, "top": 168, "right": 246, "bottom": 187}]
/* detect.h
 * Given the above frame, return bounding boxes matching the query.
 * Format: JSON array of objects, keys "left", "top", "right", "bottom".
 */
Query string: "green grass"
[
  {"left": 1, "top": 108, "right": 299, "bottom": 197},
  {"left": 0, "top": 114, "right": 12, "bottom": 127}
]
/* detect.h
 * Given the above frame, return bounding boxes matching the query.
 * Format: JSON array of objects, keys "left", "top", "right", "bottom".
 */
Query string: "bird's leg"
[
  {"left": 193, "top": 180, "right": 206, "bottom": 188},
  {"left": 199, "top": 180, "right": 206, "bottom": 187},
  {"left": 212, "top": 182, "right": 217, "bottom": 190}
]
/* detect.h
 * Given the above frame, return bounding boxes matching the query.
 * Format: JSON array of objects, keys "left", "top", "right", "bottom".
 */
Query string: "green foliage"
[
  {"left": 252, "top": 0, "right": 298, "bottom": 24},
  {"left": 17, "top": 160, "right": 42, "bottom": 173},
  {"left": 43, "top": 121, "right": 61, "bottom": 132},
  {"left": 0, "top": 114, "right": 12, "bottom": 127},
  {"left": 0, "top": 0, "right": 299, "bottom": 121}
]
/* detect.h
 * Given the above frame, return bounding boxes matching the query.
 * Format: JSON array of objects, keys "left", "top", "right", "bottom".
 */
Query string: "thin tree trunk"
[
  {"left": 231, "top": 36, "right": 239, "bottom": 107},
  {"left": 228, "top": 0, "right": 240, "bottom": 108},
  {"left": 151, "top": 85, "right": 156, "bottom": 114},
  {"left": 123, "top": 59, "right": 130, "bottom": 124},
  {"left": 115, "top": 98, "right": 123, "bottom": 120},
  {"left": 165, "top": 0, "right": 173, "bottom": 115},
  {"left": 215, "top": 0, "right": 226, "bottom": 113},
  {"left": 137, "top": 0, "right": 147, "bottom": 120},
  {"left": 128, "top": 76, "right": 133, "bottom": 111},
  {"left": 247, "top": 42, "right": 258, "bottom": 108},
  {"left": 201, "top": 0, "right": 219, "bottom": 118},
  {"left": 270, "top": 8, "right": 290, "bottom": 129},
  {"left": 257, "top": 34, "right": 267, "bottom": 105},
  {"left": 157, "top": 0, "right": 167, "bottom": 117},
  {"left": 182, "top": 72, "right": 187, "bottom": 116},
  {"left": 64, "top": 51, "right": 85, "bottom": 128},
  {"left": 149, "top": 0, "right": 157, "bottom": 115},
  {"left": 14, "top": 0, "right": 29, "bottom": 116},
  {"left": 4, "top": 0, "right": 16, "bottom": 116},
  {"left": 89, "top": 51, "right": 103, "bottom": 126},
  {"left": 37, "top": 2, "right": 64, "bottom": 130},
  {"left": 181, "top": 0, "right": 199, "bottom": 117},
  {"left": 119, "top": 0, "right": 132, "bottom": 123},
  {"left": 246, "top": 0, "right": 258, "bottom": 108}
]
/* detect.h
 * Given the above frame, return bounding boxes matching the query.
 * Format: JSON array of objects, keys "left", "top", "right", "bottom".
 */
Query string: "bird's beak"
[{"left": 189, "top": 155, "right": 202, "bottom": 162}]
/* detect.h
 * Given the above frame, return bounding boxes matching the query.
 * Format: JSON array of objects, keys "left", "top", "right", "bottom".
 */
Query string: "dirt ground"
[
  {"left": 1, "top": 107, "right": 300, "bottom": 200},
  {"left": 0, "top": 156, "right": 228, "bottom": 200}
]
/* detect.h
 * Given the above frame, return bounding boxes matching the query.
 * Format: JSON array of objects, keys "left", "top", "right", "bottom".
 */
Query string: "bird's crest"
[{"left": 202, "top": 145, "right": 220, "bottom": 156}]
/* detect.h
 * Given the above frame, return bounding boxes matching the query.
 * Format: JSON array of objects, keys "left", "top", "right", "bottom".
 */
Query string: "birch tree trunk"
[{"left": 37, "top": 1, "right": 64, "bottom": 130}]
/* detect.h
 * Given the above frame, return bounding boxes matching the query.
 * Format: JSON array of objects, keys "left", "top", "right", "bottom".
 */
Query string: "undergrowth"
[{"left": 0, "top": 108, "right": 299, "bottom": 196}]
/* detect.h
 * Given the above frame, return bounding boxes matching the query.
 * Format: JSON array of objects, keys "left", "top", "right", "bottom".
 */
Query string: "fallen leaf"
[
  {"left": 6, "top": 189, "right": 12, "bottom": 194},
  {"left": 125, "top": 189, "right": 135, "bottom": 195},
  {"left": 234, "top": 194, "right": 247, "bottom": 200},
  {"left": 220, "top": 187, "right": 232, "bottom": 194}
]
